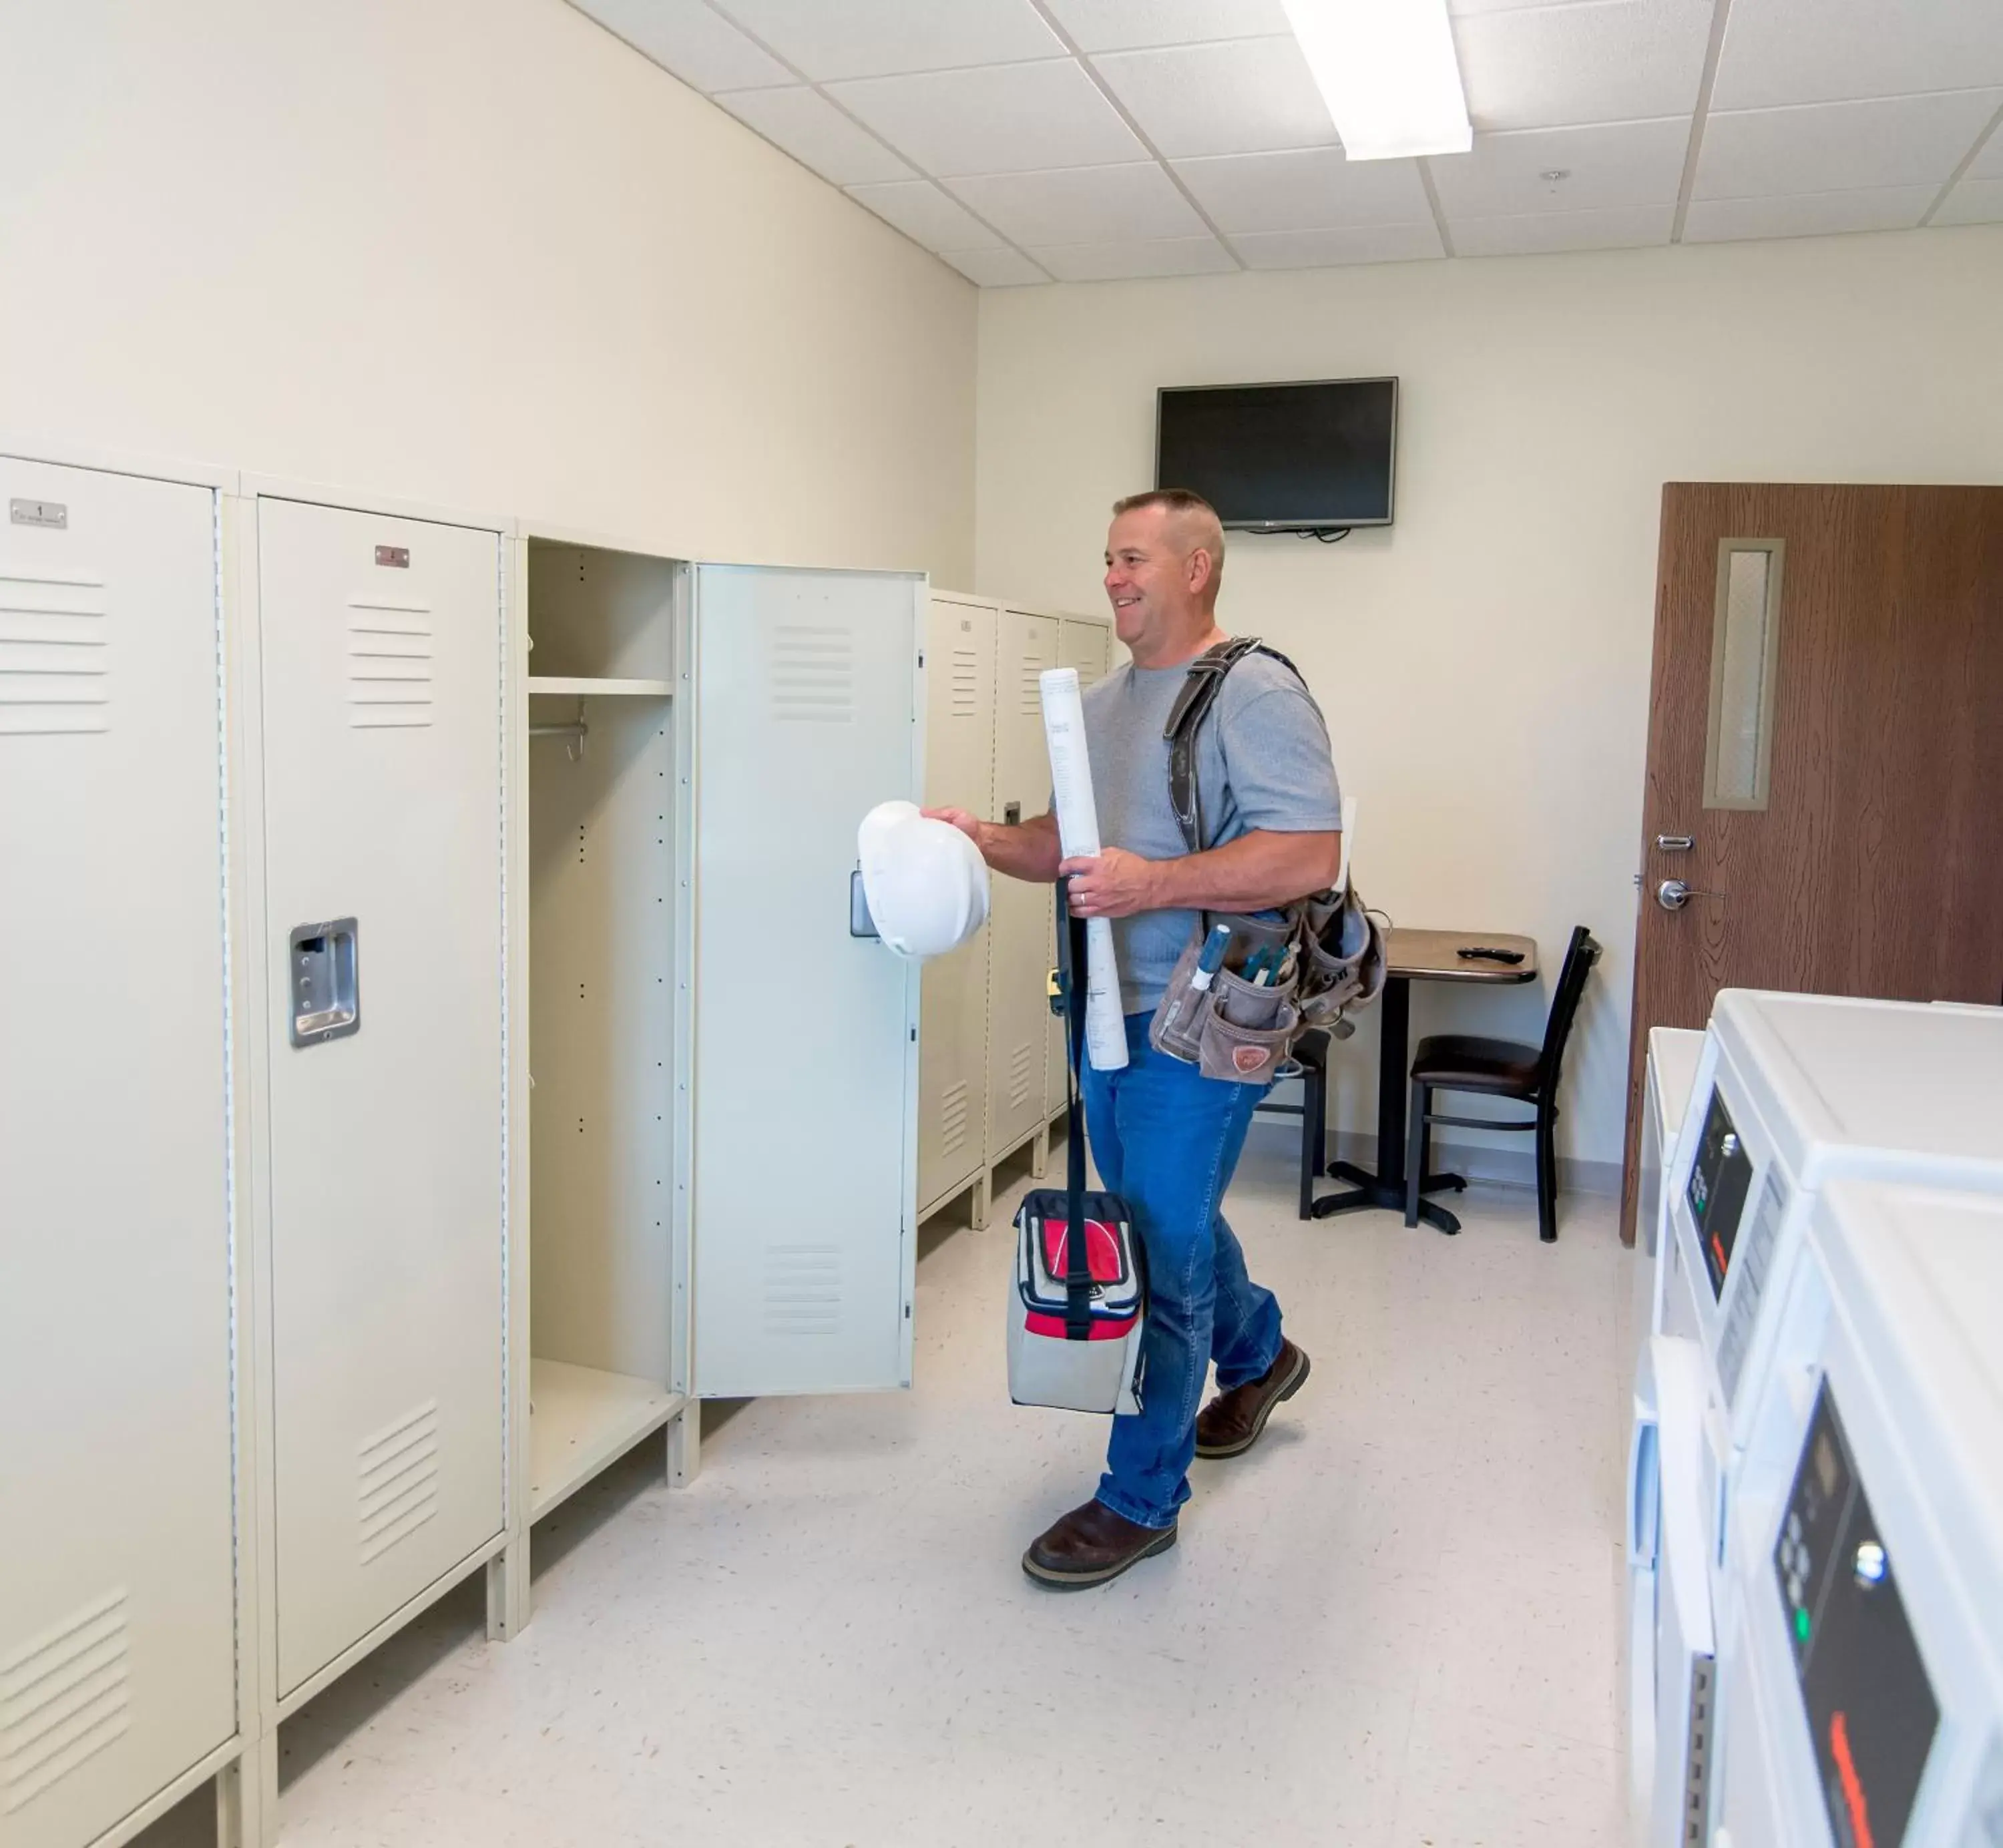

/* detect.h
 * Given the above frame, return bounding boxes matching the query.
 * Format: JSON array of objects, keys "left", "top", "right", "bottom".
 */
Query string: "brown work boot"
[
  {"left": 1195, "top": 1339, "right": 1311, "bottom": 1459},
  {"left": 1022, "top": 1499, "right": 1177, "bottom": 1592}
]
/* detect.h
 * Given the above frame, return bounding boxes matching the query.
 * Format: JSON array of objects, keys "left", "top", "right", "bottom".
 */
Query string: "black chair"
[
  {"left": 1403, "top": 927, "right": 1602, "bottom": 1242},
  {"left": 1253, "top": 1027, "right": 1331, "bottom": 1220}
]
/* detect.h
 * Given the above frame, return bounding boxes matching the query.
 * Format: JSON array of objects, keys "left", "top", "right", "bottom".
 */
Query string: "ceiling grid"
[{"left": 572, "top": 0, "right": 2003, "bottom": 284}]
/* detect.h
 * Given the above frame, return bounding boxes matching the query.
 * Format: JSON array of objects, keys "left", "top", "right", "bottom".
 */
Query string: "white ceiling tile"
[
  {"left": 1695, "top": 91, "right": 2003, "bottom": 200},
  {"left": 1454, "top": 0, "right": 1713, "bottom": 132},
  {"left": 571, "top": 0, "right": 790, "bottom": 91},
  {"left": 1234, "top": 222, "right": 1447, "bottom": 268},
  {"left": 941, "top": 248, "right": 1052, "bottom": 286},
  {"left": 707, "top": 0, "right": 1062, "bottom": 81},
  {"left": 1451, "top": 202, "right": 1673, "bottom": 255},
  {"left": 844, "top": 180, "right": 1002, "bottom": 252},
  {"left": 1448, "top": 0, "right": 1576, "bottom": 12},
  {"left": 1969, "top": 124, "right": 2003, "bottom": 181},
  {"left": 1711, "top": 0, "right": 2003, "bottom": 111},
  {"left": 715, "top": 87, "right": 915, "bottom": 186},
  {"left": 827, "top": 60, "right": 1146, "bottom": 176},
  {"left": 948, "top": 164, "right": 1204, "bottom": 245},
  {"left": 1092, "top": 37, "right": 1339, "bottom": 158},
  {"left": 1029, "top": 236, "right": 1239, "bottom": 280},
  {"left": 1039, "top": 0, "right": 1293, "bottom": 53},
  {"left": 1171, "top": 149, "right": 1429, "bottom": 232},
  {"left": 1430, "top": 119, "right": 1689, "bottom": 218},
  {"left": 1682, "top": 186, "right": 1941, "bottom": 243},
  {"left": 1932, "top": 176, "right": 2003, "bottom": 225}
]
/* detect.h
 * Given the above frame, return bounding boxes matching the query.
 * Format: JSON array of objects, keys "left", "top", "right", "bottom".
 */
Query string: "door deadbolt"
[{"left": 1656, "top": 834, "right": 1695, "bottom": 852}]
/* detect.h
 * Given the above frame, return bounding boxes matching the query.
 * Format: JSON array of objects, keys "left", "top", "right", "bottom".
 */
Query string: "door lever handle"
[
  {"left": 1656, "top": 879, "right": 1719, "bottom": 912},
  {"left": 1655, "top": 834, "right": 1694, "bottom": 852}
]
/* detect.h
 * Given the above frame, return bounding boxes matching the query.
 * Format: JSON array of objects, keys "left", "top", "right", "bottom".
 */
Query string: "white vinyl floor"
[{"left": 153, "top": 1132, "right": 1637, "bottom": 1847}]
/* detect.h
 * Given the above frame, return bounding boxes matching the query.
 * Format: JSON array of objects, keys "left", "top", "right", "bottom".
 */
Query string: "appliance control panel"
[
  {"left": 1688, "top": 1085, "right": 1755, "bottom": 1299},
  {"left": 1775, "top": 1381, "right": 1938, "bottom": 1848}
]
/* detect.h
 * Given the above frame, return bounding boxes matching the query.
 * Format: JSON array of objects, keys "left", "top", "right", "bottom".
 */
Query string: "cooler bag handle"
[{"left": 1054, "top": 881, "right": 1094, "bottom": 1343}]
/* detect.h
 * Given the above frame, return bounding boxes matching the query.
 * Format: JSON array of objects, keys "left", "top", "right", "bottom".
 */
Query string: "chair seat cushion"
[{"left": 1411, "top": 1033, "right": 1541, "bottom": 1095}]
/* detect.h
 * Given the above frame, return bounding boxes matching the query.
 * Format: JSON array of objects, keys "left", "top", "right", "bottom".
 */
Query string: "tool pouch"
[
  {"left": 1148, "top": 913, "right": 1302, "bottom": 1084},
  {"left": 1297, "top": 885, "right": 1388, "bottom": 1031}
]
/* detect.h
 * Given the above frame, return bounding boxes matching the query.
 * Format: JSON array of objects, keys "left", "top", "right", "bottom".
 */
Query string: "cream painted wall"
[
  {"left": 0, "top": 0, "right": 975, "bottom": 582},
  {"left": 975, "top": 228, "right": 2003, "bottom": 1176}
]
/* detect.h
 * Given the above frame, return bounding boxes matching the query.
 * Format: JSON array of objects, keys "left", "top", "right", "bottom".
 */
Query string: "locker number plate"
[
  {"left": 10, "top": 498, "right": 67, "bottom": 528},
  {"left": 375, "top": 544, "right": 411, "bottom": 567}
]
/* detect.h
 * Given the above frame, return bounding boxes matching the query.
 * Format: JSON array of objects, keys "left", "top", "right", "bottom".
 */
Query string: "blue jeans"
[{"left": 1080, "top": 1012, "right": 1284, "bottom": 1530}]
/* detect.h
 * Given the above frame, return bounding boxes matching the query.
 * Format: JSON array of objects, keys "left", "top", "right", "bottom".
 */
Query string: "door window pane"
[{"left": 1705, "top": 539, "right": 1784, "bottom": 810}]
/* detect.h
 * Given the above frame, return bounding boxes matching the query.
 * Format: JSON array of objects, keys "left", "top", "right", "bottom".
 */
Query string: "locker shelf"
[
  {"left": 527, "top": 676, "right": 673, "bottom": 697},
  {"left": 527, "top": 1357, "right": 683, "bottom": 1520}
]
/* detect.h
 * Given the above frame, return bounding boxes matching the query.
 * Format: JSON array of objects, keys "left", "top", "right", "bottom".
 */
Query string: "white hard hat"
[{"left": 857, "top": 801, "right": 989, "bottom": 961}]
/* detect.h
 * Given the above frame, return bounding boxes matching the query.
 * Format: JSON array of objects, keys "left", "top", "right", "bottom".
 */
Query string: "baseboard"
[{"left": 1247, "top": 1116, "right": 1621, "bottom": 1198}]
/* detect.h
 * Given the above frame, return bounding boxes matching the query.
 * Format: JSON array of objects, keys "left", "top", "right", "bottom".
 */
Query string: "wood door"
[{"left": 1620, "top": 483, "right": 2003, "bottom": 1241}]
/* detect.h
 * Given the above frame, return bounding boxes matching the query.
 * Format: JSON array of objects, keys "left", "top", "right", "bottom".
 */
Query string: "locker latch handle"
[
  {"left": 290, "top": 918, "right": 361, "bottom": 1046},
  {"left": 849, "top": 869, "right": 879, "bottom": 940}
]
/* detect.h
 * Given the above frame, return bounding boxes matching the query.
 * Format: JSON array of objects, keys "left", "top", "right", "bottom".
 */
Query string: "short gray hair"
[{"left": 1111, "top": 488, "right": 1225, "bottom": 589}]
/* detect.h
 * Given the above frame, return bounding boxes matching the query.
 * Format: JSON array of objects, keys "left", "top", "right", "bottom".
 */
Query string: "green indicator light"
[{"left": 1796, "top": 1609, "right": 1811, "bottom": 1643}]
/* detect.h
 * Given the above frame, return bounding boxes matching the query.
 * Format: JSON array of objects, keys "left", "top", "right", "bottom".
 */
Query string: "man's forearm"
[
  {"left": 1146, "top": 829, "right": 1341, "bottom": 914},
  {"left": 977, "top": 811, "right": 1063, "bottom": 883}
]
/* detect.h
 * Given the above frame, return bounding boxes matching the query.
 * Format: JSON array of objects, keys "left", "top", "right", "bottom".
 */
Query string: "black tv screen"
[{"left": 1155, "top": 377, "right": 1397, "bottom": 531}]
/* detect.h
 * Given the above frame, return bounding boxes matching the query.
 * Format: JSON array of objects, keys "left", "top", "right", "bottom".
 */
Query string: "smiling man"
[{"left": 929, "top": 488, "right": 1344, "bottom": 1589}]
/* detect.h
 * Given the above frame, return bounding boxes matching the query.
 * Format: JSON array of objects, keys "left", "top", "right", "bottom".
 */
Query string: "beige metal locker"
[
  {"left": 1046, "top": 616, "right": 1114, "bottom": 1118},
  {"left": 251, "top": 495, "right": 507, "bottom": 1702},
  {"left": 985, "top": 606, "right": 1062, "bottom": 1171},
  {"left": 514, "top": 533, "right": 684, "bottom": 1554},
  {"left": 917, "top": 594, "right": 997, "bottom": 1225},
  {"left": 0, "top": 455, "right": 239, "bottom": 1848}
]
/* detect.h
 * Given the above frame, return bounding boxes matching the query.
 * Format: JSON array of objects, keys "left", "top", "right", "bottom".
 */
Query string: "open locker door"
[{"left": 690, "top": 565, "right": 923, "bottom": 1398}]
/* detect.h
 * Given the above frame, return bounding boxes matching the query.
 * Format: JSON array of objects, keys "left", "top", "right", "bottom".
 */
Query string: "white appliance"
[
  {"left": 1640, "top": 1025, "right": 1709, "bottom": 1347},
  {"left": 1664, "top": 992, "right": 2003, "bottom": 1608},
  {"left": 1711, "top": 1179, "right": 2003, "bottom": 1848},
  {"left": 1630, "top": 991, "right": 2003, "bottom": 1846},
  {"left": 1626, "top": 1027, "right": 1709, "bottom": 1843}
]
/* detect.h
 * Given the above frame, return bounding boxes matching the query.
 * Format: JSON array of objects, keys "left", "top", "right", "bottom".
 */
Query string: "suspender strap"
[
  {"left": 1054, "top": 881, "right": 1094, "bottom": 1341},
  {"left": 1162, "top": 636, "right": 1307, "bottom": 855}
]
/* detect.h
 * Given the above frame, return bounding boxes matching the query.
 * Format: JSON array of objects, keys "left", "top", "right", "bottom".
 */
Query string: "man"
[{"left": 929, "top": 489, "right": 1343, "bottom": 1590}]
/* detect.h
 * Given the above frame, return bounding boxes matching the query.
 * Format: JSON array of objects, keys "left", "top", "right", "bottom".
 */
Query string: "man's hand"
[
  {"left": 1060, "top": 849, "right": 1162, "bottom": 919},
  {"left": 922, "top": 806, "right": 981, "bottom": 842},
  {"left": 925, "top": 806, "right": 1063, "bottom": 883}
]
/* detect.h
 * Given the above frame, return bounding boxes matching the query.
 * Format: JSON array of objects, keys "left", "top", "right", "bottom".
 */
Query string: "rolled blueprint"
[{"left": 1039, "top": 668, "right": 1128, "bottom": 1072}]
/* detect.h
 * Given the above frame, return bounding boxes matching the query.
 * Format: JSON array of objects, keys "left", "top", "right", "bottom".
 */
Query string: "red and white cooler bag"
[{"left": 1006, "top": 895, "right": 1146, "bottom": 1415}]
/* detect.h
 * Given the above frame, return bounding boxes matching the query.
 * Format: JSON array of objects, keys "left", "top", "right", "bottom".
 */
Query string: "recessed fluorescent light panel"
[{"left": 1281, "top": 0, "right": 1472, "bottom": 162}]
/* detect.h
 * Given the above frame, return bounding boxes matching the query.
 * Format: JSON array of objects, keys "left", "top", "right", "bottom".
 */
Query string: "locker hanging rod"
[{"left": 529, "top": 721, "right": 588, "bottom": 740}]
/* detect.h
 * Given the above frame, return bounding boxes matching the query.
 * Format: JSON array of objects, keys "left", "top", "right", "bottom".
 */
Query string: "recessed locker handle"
[{"left": 289, "top": 917, "right": 360, "bottom": 1046}]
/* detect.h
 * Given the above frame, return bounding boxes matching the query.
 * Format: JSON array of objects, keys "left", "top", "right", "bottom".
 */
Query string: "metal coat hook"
[{"left": 531, "top": 699, "right": 588, "bottom": 760}]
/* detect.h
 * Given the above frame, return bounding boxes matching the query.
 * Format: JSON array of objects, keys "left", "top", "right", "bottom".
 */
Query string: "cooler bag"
[{"left": 1008, "top": 893, "right": 1146, "bottom": 1415}]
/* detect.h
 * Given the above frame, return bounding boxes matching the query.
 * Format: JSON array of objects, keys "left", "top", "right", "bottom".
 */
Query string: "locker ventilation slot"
[
  {"left": 764, "top": 1244, "right": 843, "bottom": 1335},
  {"left": 769, "top": 626, "right": 855, "bottom": 724},
  {"left": 357, "top": 1399, "right": 441, "bottom": 1564},
  {"left": 940, "top": 1080, "right": 971, "bottom": 1156},
  {"left": 0, "top": 1587, "right": 132, "bottom": 1814},
  {"left": 347, "top": 596, "right": 434, "bottom": 729},
  {"left": 0, "top": 567, "right": 109, "bottom": 736},
  {"left": 1019, "top": 658, "right": 1050, "bottom": 716},
  {"left": 949, "top": 648, "right": 980, "bottom": 718},
  {"left": 1008, "top": 1041, "right": 1036, "bottom": 1111}
]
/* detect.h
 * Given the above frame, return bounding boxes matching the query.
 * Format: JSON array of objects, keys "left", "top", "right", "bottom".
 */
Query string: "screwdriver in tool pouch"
[{"left": 1160, "top": 923, "right": 1235, "bottom": 1040}]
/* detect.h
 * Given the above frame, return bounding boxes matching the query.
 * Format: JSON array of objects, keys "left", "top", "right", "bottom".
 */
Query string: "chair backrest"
[
  {"left": 1335, "top": 794, "right": 1357, "bottom": 896},
  {"left": 1536, "top": 925, "right": 1602, "bottom": 1092}
]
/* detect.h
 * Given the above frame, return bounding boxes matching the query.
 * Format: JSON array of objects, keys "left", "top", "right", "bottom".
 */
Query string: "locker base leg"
[
  {"left": 668, "top": 1401, "right": 701, "bottom": 1489},
  {"left": 485, "top": 1532, "right": 531, "bottom": 1642},
  {"left": 969, "top": 1172, "right": 991, "bottom": 1232},
  {"left": 217, "top": 1729, "right": 279, "bottom": 1848},
  {"left": 1031, "top": 1124, "right": 1051, "bottom": 1181}
]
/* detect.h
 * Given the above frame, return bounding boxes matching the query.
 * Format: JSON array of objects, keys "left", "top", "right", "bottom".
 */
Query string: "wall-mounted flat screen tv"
[{"left": 1155, "top": 377, "right": 1397, "bottom": 531}]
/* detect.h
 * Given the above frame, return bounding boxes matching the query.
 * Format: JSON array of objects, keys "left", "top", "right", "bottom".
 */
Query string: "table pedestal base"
[{"left": 1310, "top": 1160, "right": 1468, "bottom": 1234}]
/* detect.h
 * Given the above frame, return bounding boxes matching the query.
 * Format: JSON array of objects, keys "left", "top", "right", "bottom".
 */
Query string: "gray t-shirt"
[{"left": 1079, "top": 650, "right": 1343, "bottom": 1015}]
